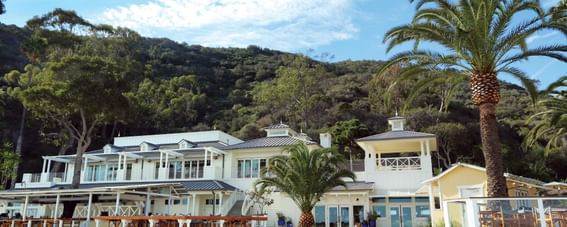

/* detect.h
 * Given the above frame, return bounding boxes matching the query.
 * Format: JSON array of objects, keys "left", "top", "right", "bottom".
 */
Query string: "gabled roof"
[
  {"left": 357, "top": 130, "right": 435, "bottom": 141},
  {"left": 423, "top": 163, "right": 546, "bottom": 187},
  {"left": 223, "top": 136, "right": 316, "bottom": 150}
]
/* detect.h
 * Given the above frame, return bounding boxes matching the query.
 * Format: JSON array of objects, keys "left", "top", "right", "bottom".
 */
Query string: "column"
[
  {"left": 537, "top": 199, "right": 546, "bottom": 227},
  {"left": 426, "top": 141, "right": 431, "bottom": 156},
  {"left": 53, "top": 194, "right": 61, "bottom": 219},
  {"left": 42, "top": 159, "right": 47, "bottom": 173},
  {"left": 185, "top": 195, "right": 191, "bottom": 215},
  {"left": 427, "top": 184, "right": 435, "bottom": 223},
  {"left": 442, "top": 201, "right": 450, "bottom": 227},
  {"left": 465, "top": 199, "right": 479, "bottom": 227},
  {"left": 115, "top": 192, "right": 121, "bottom": 216},
  {"left": 167, "top": 187, "right": 172, "bottom": 215},
  {"left": 420, "top": 141, "right": 425, "bottom": 156},
  {"left": 191, "top": 194, "right": 197, "bottom": 216},
  {"left": 87, "top": 193, "right": 93, "bottom": 222},
  {"left": 22, "top": 195, "right": 29, "bottom": 220},
  {"left": 63, "top": 163, "right": 69, "bottom": 182},
  {"left": 218, "top": 192, "right": 223, "bottom": 215},
  {"left": 145, "top": 188, "right": 152, "bottom": 216}
]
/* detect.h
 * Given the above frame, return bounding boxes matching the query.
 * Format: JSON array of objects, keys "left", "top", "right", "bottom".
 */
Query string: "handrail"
[
  {"left": 94, "top": 215, "right": 268, "bottom": 221},
  {"left": 378, "top": 156, "right": 421, "bottom": 170}
]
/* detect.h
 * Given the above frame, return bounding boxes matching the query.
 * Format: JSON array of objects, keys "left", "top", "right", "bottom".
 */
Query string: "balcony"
[{"left": 378, "top": 156, "right": 421, "bottom": 171}]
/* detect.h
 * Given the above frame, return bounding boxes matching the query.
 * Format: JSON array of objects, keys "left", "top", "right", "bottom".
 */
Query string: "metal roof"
[
  {"left": 223, "top": 136, "right": 316, "bottom": 150},
  {"left": 356, "top": 130, "right": 435, "bottom": 141},
  {"left": 10, "top": 180, "right": 237, "bottom": 192},
  {"left": 331, "top": 182, "right": 374, "bottom": 191},
  {"left": 265, "top": 123, "right": 290, "bottom": 129}
]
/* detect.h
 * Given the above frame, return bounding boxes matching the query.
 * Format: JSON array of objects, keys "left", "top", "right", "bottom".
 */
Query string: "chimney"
[{"left": 319, "top": 133, "right": 332, "bottom": 148}]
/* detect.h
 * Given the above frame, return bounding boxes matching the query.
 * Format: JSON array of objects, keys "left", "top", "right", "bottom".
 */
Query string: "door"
[
  {"left": 390, "top": 206, "right": 413, "bottom": 227},
  {"left": 328, "top": 206, "right": 351, "bottom": 227},
  {"left": 353, "top": 206, "right": 364, "bottom": 225}
]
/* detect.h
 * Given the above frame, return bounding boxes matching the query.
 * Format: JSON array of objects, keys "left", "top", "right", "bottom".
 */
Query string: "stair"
[{"left": 228, "top": 200, "right": 245, "bottom": 216}]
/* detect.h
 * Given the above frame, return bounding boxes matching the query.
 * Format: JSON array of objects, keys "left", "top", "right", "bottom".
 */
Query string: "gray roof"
[
  {"left": 331, "top": 182, "right": 374, "bottom": 191},
  {"left": 12, "top": 180, "right": 237, "bottom": 192},
  {"left": 223, "top": 136, "right": 316, "bottom": 150},
  {"left": 357, "top": 130, "right": 435, "bottom": 141},
  {"left": 85, "top": 141, "right": 228, "bottom": 154},
  {"left": 265, "top": 123, "right": 290, "bottom": 129},
  {"left": 506, "top": 173, "right": 546, "bottom": 186}
]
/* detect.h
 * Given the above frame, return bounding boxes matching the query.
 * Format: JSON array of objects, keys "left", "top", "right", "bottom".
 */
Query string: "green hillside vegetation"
[{"left": 0, "top": 12, "right": 565, "bottom": 187}]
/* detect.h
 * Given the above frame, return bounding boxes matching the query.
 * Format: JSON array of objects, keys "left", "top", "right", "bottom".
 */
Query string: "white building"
[{"left": 0, "top": 116, "right": 437, "bottom": 227}]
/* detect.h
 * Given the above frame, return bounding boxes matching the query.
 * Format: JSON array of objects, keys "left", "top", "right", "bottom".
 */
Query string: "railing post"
[{"left": 537, "top": 198, "right": 546, "bottom": 227}]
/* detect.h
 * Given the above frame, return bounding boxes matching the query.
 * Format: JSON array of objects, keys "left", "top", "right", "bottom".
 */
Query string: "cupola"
[
  {"left": 388, "top": 114, "right": 406, "bottom": 131},
  {"left": 265, "top": 122, "right": 297, "bottom": 137}
]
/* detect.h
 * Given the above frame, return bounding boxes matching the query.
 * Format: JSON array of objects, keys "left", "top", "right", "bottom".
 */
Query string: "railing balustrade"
[
  {"left": 378, "top": 156, "right": 421, "bottom": 170},
  {"left": 444, "top": 197, "right": 567, "bottom": 227}
]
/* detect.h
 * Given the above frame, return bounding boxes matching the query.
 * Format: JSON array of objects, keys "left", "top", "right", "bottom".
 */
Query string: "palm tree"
[
  {"left": 255, "top": 143, "right": 355, "bottom": 227},
  {"left": 525, "top": 76, "right": 567, "bottom": 151},
  {"left": 379, "top": 0, "right": 567, "bottom": 197}
]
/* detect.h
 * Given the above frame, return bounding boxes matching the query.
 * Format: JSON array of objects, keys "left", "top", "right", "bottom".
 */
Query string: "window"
[
  {"left": 314, "top": 206, "right": 326, "bottom": 226},
  {"left": 154, "top": 162, "right": 160, "bottom": 179},
  {"left": 434, "top": 197, "right": 441, "bottom": 209},
  {"left": 415, "top": 197, "right": 429, "bottom": 203},
  {"left": 389, "top": 197, "right": 412, "bottom": 203},
  {"left": 169, "top": 161, "right": 183, "bottom": 179},
  {"left": 372, "top": 205, "right": 386, "bottom": 218},
  {"left": 205, "top": 199, "right": 220, "bottom": 205},
  {"left": 516, "top": 189, "right": 530, "bottom": 207},
  {"left": 371, "top": 197, "right": 386, "bottom": 203},
  {"left": 415, "top": 205, "right": 430, "bottom": 218},
  {"left": 237, "top": 159, "right": 267, "bottom": 178},
  {"left": 107, "top": 164, "right": 118, "bottom": 181},
  {"left": 125, "top": 163, "right": 132, "bottom": 180}
]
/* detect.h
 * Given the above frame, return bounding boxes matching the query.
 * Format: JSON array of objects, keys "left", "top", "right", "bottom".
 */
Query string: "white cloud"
[
  {"left": 98, "top": 0, "right": 358, "bottom": 51},
  {"left": 526, "top": 31, "right": 559, "bottom": 44}
]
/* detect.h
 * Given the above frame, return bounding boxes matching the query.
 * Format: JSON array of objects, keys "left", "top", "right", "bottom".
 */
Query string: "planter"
[
  {"left": 277, "top": 220, "right": 286, "bottom": 226},
  {"left": 369, "top": 220, "right": 376, "bottom": 227},
  {"left": 362, "top": 223, "right": 369, "bottom": 227},
  {"left": 286, "top": 223, "right": 293, "bottom": 227}
]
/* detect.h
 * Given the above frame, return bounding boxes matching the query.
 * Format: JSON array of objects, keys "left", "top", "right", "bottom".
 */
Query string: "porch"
[{"left": 443, "top": 197, "right": 567, "bottom": 227}]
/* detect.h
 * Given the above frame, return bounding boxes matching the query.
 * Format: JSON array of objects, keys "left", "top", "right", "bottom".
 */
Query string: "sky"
[{"left": 1, "top": 0, "right": 565, "bottom": 88}]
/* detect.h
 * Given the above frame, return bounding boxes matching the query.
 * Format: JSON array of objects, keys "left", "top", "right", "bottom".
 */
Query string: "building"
[
  {"left": 0, "top": 116, "right": 441, "bottom": 227},
  {"left": 421, "top": 163, "right": 550, "bottom": 226}
]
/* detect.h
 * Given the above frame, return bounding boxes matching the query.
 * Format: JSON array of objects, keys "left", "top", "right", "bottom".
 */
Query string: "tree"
[
  {"left": 525, "top": 76, "right": 567, "bottom": 151},
  {"left": 0, "top": 143, "right": 19, "bottom": 189},
  {"left": 10, "top": 54, "right": 133, "bottom": 216},
  {"left": 329, "top": 119, "right": 369, "bottom": 169},
  {"left": 254, "top": 56, "right": 330, "bottom": 129},
  {"left": 379, "top": 0, "right": 567, "bottom": 197},
  {"left": 255, "top": 143, "right": 355, "bottom": 227},
  {"left": 424, "top": 122, "right": 472, "bottom": 169},
  {"left": 0, "top": 0, "right": 5, "bottom": 15}
]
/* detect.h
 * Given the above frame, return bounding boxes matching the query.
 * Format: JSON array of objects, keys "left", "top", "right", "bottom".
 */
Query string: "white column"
[
  {"left": 465, "top": 199, "right": 479, "bottom": 227},
  {"left": 427, "top": 184, "right": 435, "bottom": 224},
  {"left": 537, "top": 199, "right": 546, "bottom": 227},
  {"left": 167, "top": 187, "right": 173, "bottom": 215},
  {"left": 185, "top": 195, "right": 191, "bottom": 215},
  {"left": 63, "top": 163, "right": 69, "bottom": 182},
  {"left": 218, "top": 192, "right": 223, "bottom": 215},
  {"left": 204, "top": 149, "right": 208, "bottom": 166},
  {"left": 87, "top": 193, "right": 93, "bottom": 222},
  {"left": 145, "top": 188, "right": 152, "bottom": 216},
  {"left": 42, "top": 159, "right": 47, "bottom": 173},
  {"left": 115, "top": 192, "right": 121, "bottom": 216},
  {"left": 442, "top": 200, "right": 450, "bottom": 227},
  {"left": 22, "top": 195, "right": 29, "bottom": 220},
  {"left": 192, "top": 194, "right": 197, "bottom": 215},
  {"left": 82, "top": 157, "right": 89, "bottom": 181},
  {"left": 118, "top": 154, "right": 122, "bottom": 170},
  {"left": 426, "top": 141, "right": 431, "bottom": 156},
  {"left": 420, "top": 141, "right": 425, "bottom": 156},
  {"left": 53, "top": 194, "right": 61, "bottom": 219}
]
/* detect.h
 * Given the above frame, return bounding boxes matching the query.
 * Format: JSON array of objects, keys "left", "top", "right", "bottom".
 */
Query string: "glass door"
[
  {"left": 340, "top": 206, "right": 350, "bottom": 227},
  {"left": 329, "top": 206, "right": 339, "bottom": 227},
  {"left": 401, "top": 207, "right": 413, "bottom": 227},
  {"left": 389, "top": 206, "right": 413, "bottom": 227}
]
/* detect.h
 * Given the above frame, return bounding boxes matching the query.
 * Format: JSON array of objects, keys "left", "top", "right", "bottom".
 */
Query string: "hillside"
[{"left": 1, "top": 22, "right": 565, "bottom": 182}]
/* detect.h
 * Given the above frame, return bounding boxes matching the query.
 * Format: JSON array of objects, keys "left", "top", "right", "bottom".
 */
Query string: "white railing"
[
  {"left": 378, "top": 156, "right": 421, "bottom": 170},
  {"left": 443, "top": 197, "right": 567, "bottom": 227},
  {"left": 49, "top": 172, "right": 66, "bottom": 182},
  {"left": 74, "top": 205, "right": 142, "bottom": 217},
  {"left": 221, "top": 190, "right": 246, "bottom": 216},
  {"left": 29, "top": 173, "right": 42, "bottom": 183}
]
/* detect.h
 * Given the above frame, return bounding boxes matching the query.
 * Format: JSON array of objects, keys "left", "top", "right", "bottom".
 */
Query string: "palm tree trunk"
[
  {"left": 10, "top": 107, "right": 26, "bottom": 189},
  {"left": 479, "top": 102, "right": 508, "bottom": 197},
  {"left": 298, "top": 211, "right": 315, "bottom": 227}
]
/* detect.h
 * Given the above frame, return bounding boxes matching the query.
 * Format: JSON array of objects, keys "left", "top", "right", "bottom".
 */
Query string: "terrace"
[{"left": 443, "top": 197, "right": 567, "bottom": 227}]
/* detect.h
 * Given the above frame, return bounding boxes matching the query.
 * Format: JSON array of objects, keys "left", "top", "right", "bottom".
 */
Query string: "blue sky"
[{"left": 1, "top": 0, "right": 565, "bottom": 87}]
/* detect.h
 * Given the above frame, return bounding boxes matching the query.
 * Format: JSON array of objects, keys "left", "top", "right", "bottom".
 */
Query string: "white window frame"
[{"left": 237, "top": 158, "right": 267, "bottom": 178}]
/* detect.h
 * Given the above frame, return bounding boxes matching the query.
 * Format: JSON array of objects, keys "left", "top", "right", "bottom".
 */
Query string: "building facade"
[{"left": 1, "top": 116, "right": 439, "bottom": 227}]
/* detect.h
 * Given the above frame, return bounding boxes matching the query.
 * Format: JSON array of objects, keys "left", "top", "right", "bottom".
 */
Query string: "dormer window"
[
  {"left": 179, "top": 139, "right": 196, "bottom": 149},
  {"left": 103, "top": 144, "right": 122, "bottom": 154},
  {"left": 264, "top": 122, "right": 297, "bottom": 137},
  {"left": 140, "top": 142, "right": 157, "bottom": 152}
]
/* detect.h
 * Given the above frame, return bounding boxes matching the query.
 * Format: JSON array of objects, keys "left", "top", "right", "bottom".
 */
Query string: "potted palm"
[
  {"left": 367, "top": 211, "right": 378, "bottom": 227},
  {"left": 276, "top": 212, "right": 286, "bottom": 226},
  {"left": 286, "top": 218, "right": 293, "bottom": 227}
]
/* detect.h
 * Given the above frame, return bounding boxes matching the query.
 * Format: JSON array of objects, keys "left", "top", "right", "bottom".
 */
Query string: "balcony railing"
[
  {"left": 444, "top": 197, "right": 567, "bottom": 227},
  {"left": 378, "top": 156, "right": 421, "bottom": 170}
]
